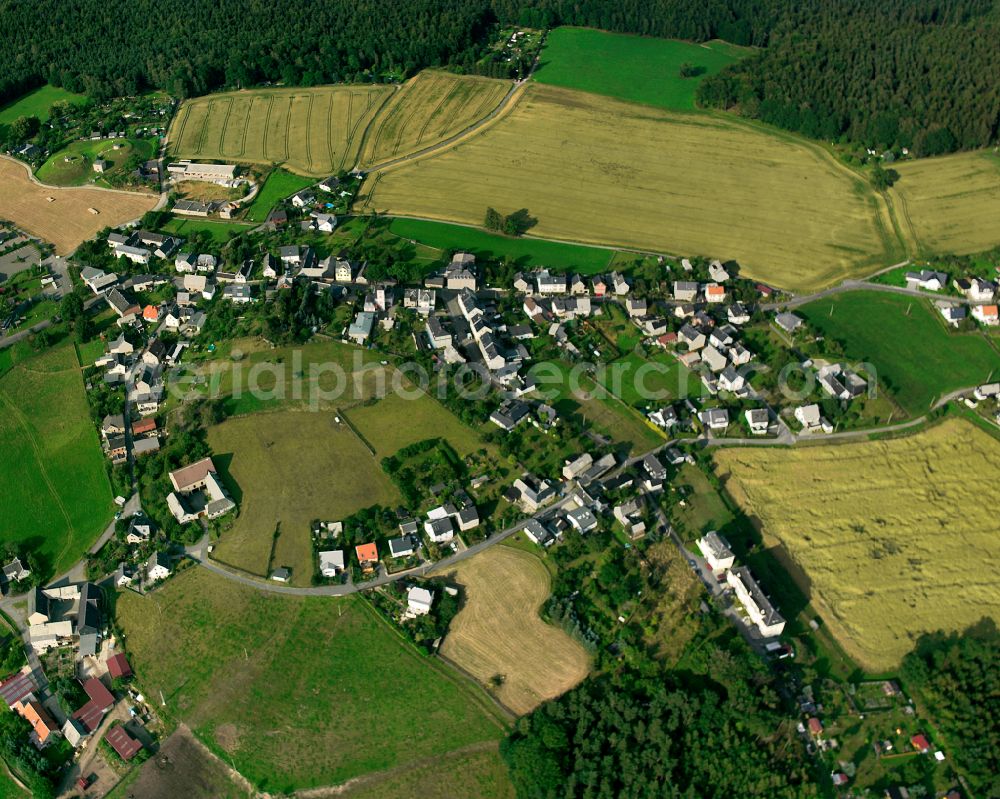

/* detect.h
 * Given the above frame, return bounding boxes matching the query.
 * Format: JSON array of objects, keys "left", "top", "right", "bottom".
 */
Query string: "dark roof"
[
  {"left": 77, "top": 583, "right": 101, "bottom": 636},
  {"left": 83, "top": 677, "right": 114, "bottom": 710},
  {"left": 147, "top": 338, "right": 167, "bottom": 359},
  {"left": 107, "top": 653, "right": 132, "bottom": 679},
  {"left": 0, "top": 670, "right": 38, "bottom": 708},
  {"left": 106, "top": 725, "right": 142, "bottom": 760}
]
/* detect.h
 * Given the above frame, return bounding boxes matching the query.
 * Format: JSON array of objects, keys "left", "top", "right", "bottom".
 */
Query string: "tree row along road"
[{"left": 186, "top": 386, "right": 979, "bottom": 597}]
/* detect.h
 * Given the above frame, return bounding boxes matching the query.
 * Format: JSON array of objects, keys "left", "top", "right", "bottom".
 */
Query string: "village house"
[
  {"left": 774, "top": 311, "right": 804, "bottom": 335},
  {"left": 727, "top": 302, "right": 751, "bottom": 325},
  {"left": 146, "top": 552, "right": 172, "bottom": 582},
  {"left": 567, "top": 505, "right": 598, "bottom": 533},
  {"left": 388, "top": 535, "right": 418, "bottom": 559},
  {"left": 355, "top": 543, "right": 379, "bottom": 573},
  {"left": 794, "top": 403, "right": 831, "bottom": 433},
  {"left": 407, "top": 586, "right": 434, "bottom": 616},
  {"left": 727, "top": 566, "right": 785, "bottom": 637},
  {"left": 512, "top": 475, "right": 557, "bottom": 512},
  {"left": 611, "top": 271, "right": 629, "bottom": 295},
  {"left": 972, "top": 304, "right": 999, "bottom": 326},
  {"left": 704, "top": 283, "right": 726, "bottom": 303},
  {"left": 673, "top": 281, "right": 699, "bottom": 302},
  {"left": 697, "top": 531, "right": 735, "bottom": 573},
  {"left": 536, "top": 269, "right": 567, "bottom": 294},
  {"left": 445, "top": 253, "right": 477, "bottom": 290},
  {"left": 745, "top": 408, "right": 770, "bottom": 435},
  {"left": 698, "top": 408, "right": 730, "bottom": 431},
  {"left": 937, "top": 302, "right": 967, "bottom": 327},
  {"left": 904, "top": 269, "right": 947, "bottom": 291},
  {"left": 403, "top": 288, "right": 436, "bottom": 315},
  {"left": 708, "top": 261, "right": 730, "bottom": 282},
  {"left": 613, "top": 499, "right": 646, "bottom": 539},
  {"left": 523, "top": 519, "right": 555, "bottom": 547},
  {"left": 167, "top": 161, "right": 237, "bottom": 184},
  {"left": 347, "top": 311, "right": 375, "bottom": 344},
  {"left": 642, "top": 453, "right": 667, "bottom": 491},
  {"left": 166, "top": 457, "right": 236, "bottom": 524},
  {"left": 562, "top": 453, "right": 593, "bottom": 481},
  {"left": 319, "top": 550, "right": 346, "bottom": 577}
]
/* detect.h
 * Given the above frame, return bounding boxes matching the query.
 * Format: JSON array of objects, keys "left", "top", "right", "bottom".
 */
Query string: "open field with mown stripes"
[
  {"left": 359, "top": 84, "right": 899, "bottom": 292},
  {"left": 169, "top": 85, "right": 392, "bottom": 175}
]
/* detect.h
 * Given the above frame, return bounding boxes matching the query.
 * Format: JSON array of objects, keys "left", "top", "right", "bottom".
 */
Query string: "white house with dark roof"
[
  {"left": 727, "top": 566, "right": 785, "bottom": 637},
  {"left": 698, "top": 531, "right": 735, "bottom": 573}
]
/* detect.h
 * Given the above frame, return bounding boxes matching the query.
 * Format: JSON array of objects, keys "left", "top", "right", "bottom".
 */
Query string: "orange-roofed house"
[
  {"left": 807, "top": 717, "right": 823, "bottom": 736},
  {"left": 142, "top": 305, "right": 159, "bottom": 323},
  {"left": 15, "top": 700, "right": 58, "bottom": 746},
  {"left": 972, "top": 304, "right": 999, "bottom": 326},
  {"left": 911, "top": 733, "right": 931, "bottom": 753},
  {"left": 355, "top": 542, "right": 379, "bottom": 572},
  {"left": 132, "top": 417, "right": 157, "bottom": 437},
  {"left": 704, "top": 283, "right": 726, "bottom": 303}
]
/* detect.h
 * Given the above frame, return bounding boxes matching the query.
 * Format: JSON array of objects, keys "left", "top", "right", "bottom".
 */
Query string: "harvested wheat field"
[
  {"left": 358, "top": 71, "right": 509, "bottom": 166},
  {"left": 892, "top": 150, "right": 1000, "bottom": 255},
  {"left": 0, "top": 157, "right": 156, "bottom": 253},
  {"left": 437, "top": 545, "right": 590, "bottom": 715},
  {"left": 714, "top": 419, "right": 1000, "bottom": 671},
  {"left": 360, "top": 84, "right": 896, "bottom": 292},
  {"left": 169, "top": 84, "right": 393, "bottom": 175}
]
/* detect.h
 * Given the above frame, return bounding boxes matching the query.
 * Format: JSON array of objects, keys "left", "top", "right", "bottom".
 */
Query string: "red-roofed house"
[
  {"left": 807, "top": 717, "right": 823, "bottom": 736},
  {"left": 107, "top": 653, "right": 132, "bottom": 679},
  {"left": 105, "top": 725, "right": 142, "bottom": 761},
  {"left": 355, "top": 542, "right": 379, "bottom": 572},
  {"left": 142, "top": 305, "right": 159, "bottom": 323},
  {"left": 911, "top": 733, "right": 931, "bottom": 753},
  {"left": 131, "top": 417, "right": 157, "bottom": 437},
  {"left": 704, "top": 284, "right": 726, "bottom": 303},
  {"left": 15, "top": 700, "right": 58, "bottom": 745},
  {"left": 73, "top": 678, "right": 115, "bottom": 732}
]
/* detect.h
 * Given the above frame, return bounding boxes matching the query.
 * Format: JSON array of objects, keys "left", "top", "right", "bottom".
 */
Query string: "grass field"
[
  {"left": 243, "top": 168, "right": 316, "bottom": 222},
  {"left": 714, "top": 418, "right": 1000, "bottom": 671},
  {"left": 160, "top": 217, "right": 253, "bottom": 244},
  {"left": 208, "top": 409, "right": 399, "bottom": 582},
  {"left": 799, "top": 291, "right": 999, "bottom": 415},
  {"left": 361, "top": 84, "right": 895, "bottom": 292},
  {"left": 0, "top": 156, "right": 156, "bottom": 254},
  {"left": 436, "top": 546, "right": 590, "bottom": 715},
  {"left": 116, "top": 569, "right": 508, "bottom": 793},
  {"left": 336, "top": 743, "right": 515, "bottom": 799},
  {"left": 388, "top": 217, "right": 615, "bottom": 273},
  {"left": 344, "top": 391, "right": 486, "bottom": 457},
  {"left": 0, "top": 85, "right": 86, "bottom": 125},
  {"left": 169, "top": 85, "right": 392, "bottom": 176},
  {"left": 535, "top": 27, "right": 749, "bottom": 111},
  {"left": 892, "top": 150, "right": 1000, "bottom": 255},
  {"left": 359, "top": 71, "right": 509, "bottom": 166},
  {"left": 0, "top": 344, "right": 113, "bottom": 576},
  {"left": 597, "top": 350, "right": 695, "bottom": 408},
  {"left": 531, "top": 359, "right": 665, "bottom": 452},
  {"left": 35, "top": 137, "right": 154, "bottom": 187}
]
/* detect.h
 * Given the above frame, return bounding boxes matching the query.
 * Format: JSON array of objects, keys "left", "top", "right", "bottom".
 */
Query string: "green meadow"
[
  {"left": 534, "top": 27, "right": 750, "bottom": 111},
  {"left": 800, "top": 291, "right": 999, "bottom": 415},
  {"left": 0, "top": 85, "right": 87, "bottom": 125}
]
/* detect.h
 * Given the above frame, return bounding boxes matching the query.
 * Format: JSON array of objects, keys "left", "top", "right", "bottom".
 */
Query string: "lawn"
[
  {"left": 435, "top": 546, "right": 590, "bottom": 715},
  {"left": 361, "top": 83, "right": 897, "bottom": 292},
  {"left": 208, "top": 409, "right": 400, "bottom": 582},
  {"left": 0, "top": 156, "right": 156, "bottom": 254},
  {"left": 115, "top": 568, "right": 508, "bottom": 793},
  {"left": 530, "top": 359, "right": 665, "bottom": 452},
  {"left": 388, "top": 217, "right": 615, "bottom": 273},
  {"left": 0, "top": 344, "right": 113, "bottom": 576},
  {"left": 892, "top": 150, "right": 1000, "bottom": 255},
  {"left": 161, "top": 217, "right": 254, "bottom": 244},
  {"left": 359, "top": 71, "right": 510, "bottom": 167},
  {"left": 672, "top": 463, "right": 736, "bottom": 539},
  {"left": 596, "top": 351, "right": 694, "bottom": 409},
  {"left": 242, "top": 168, "right": 316, "bottom": 222},
  {"left": 799, "top": 291, "right": 999, "bottom": 415},
  {"left": 169, "top": 84, "right": 392, "bottom": 175},
  {"left": 344, "top": 391, "right": 487, "bottom": 457},
  {"left": 35, "top": 137, "right": 155, "bottom": 187},
  {"left": 0, "top": 85, "right": 86, "bottom": 125},
  {"left": 535, "top": 27, "right": 750, "bottom": 111},
  {"left": 714, "top": 418, "right": 1000, "bottom": 672}
]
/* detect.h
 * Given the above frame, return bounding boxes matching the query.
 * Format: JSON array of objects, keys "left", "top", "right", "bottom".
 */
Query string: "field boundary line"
[
  {"left": 352, "top": 85, "right": 400, "bottom": 171},
  {"left": 261, "top": 95, "right": 275, "bottom": 162},
  {"left": 325, "top": 90, "right": 337, "bottom": 172},
  {"left": 304, "top": 93, "right": 315, "bottom": 171},
  {"left": 336, "top": 407, "right": 377, "bottom": 456}
]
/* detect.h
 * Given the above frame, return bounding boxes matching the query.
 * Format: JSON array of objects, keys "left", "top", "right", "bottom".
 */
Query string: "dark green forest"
[
  {"left": 1, "top": 0, "right": 997, "bottom": 153},
  {"left": 900, "top": 620, "right": 1000, "bottom": 797}
]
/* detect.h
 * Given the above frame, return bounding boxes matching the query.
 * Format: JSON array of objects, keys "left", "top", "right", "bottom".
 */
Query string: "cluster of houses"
[
  {"left": 697, "top": 531, "right": 785, "bottom": 638},
  {"left": 166, "top": 457, "right": 236, "bottom": 525},
  {"left": 904, "top": 269, "right": 999, "bottom": 327},
  {"left": 0, "top": 652, "right": 143, "bottom": 761}
]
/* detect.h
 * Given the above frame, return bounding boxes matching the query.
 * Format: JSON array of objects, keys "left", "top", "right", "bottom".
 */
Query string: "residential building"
[
  {"left": 745, "top": 408, "right": 769, "bottom": 435},
  {"left": 407, "top": 586, "right": 434, "bottom": 616},
  {"left": 704, "top": 283, "right": 726, "bottom": 303},
  {"left": 388, "top": 535, "right": 418, "bottom": 558},
  {"left": 567, "top": 506, "right": 598, "bottom": 533},
  {"left": 697, "top": 531, "right": 735, "bottom": 573},
  {"left": 774, "top": 312, "right": 804, "bottom": 334},
  {"left": 166, "top": 457, "right": 236, "bottom": 523},
  {"left": 562, "top": 453, "right": 594, "bottom": 481},
  {"left": 424, "top": 517, "right": 454, "bottom": 543},
  {"left": 673, "top": 281, "right": 698, "bottom": 302},
  {"left": 355, "top": 542, "right": 379, "bottom": 572},
  {"left": 318, "top": 550, "right": 346, "bottom": 577},
  {"left": 347, "top": 311, "right": 375, "bottom": 344},
  {"left": 727, "top": 566, "right": 785, "bottom": 637},
  {"left": 146, "top": 552, "right": 171, "bottom": 581},
  {"left": 972, "top": 304, "right": 999, "bottom": 326},
  {"left": 698, "top": 408, "right": 730, "bottom": 431},
  {"left": 904, "top": 270, "right": 947, "bottom": 291}
]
